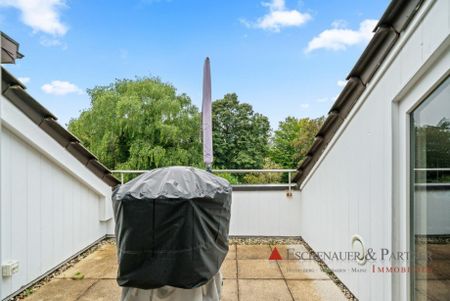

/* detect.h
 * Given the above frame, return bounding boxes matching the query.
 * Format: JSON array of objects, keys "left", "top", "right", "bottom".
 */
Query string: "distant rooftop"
[{"left": 1, "top": 32, "right": 24, "bottom": 64}]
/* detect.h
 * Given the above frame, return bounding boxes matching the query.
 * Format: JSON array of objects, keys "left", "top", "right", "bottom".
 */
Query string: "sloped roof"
[
  {"left": 294, "top": 0, "right": 424, "bottom": 184},
  {"left": 1, "top": 67, "right": 120, "bottom": 187}
]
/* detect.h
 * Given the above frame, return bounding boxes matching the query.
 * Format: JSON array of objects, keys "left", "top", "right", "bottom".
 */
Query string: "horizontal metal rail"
[
  {"left": 212, "top": 169, "right": 297, "bottom": 173},
  {"left": 414, "top": 168, "right": 450, "bottom": 171},
  {"left": 112, "top": 169, "right": 297, "bottom": 195},
  {"left": 113, "top": 170, "right": 152, "bottom": 174},
  {"left": 112, "top": 169, "right": 297, "bottom": 173},
  {"left": 414, "top": 183, "right": 450, "bottom": 187}
]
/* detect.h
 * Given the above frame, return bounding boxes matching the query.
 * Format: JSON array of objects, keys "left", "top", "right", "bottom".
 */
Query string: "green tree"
[
  {"left": 270, "top": 116, "right": 324, "bottom": 168},
  {"left": 68, "top": 77, "right": 202, "bottom": 172},
  {"left": 270, "top": 116, "right": 301, "bottom": 168},
  {"left": 293, "top": 117, "right": 325, "bottom": 166},
  {"left": 243, "top": 158, "right": 283, "bottom": 184},
  {"left": 415, "top": 122, "right": 450, "bottom": 183},
  {"left": 212, "top": 93, "right": 271, "bottom": 169}
]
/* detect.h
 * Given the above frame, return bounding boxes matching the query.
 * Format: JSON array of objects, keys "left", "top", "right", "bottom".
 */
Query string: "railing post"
[
  {"left": 121, "top": 173, "right": 124, "bottom": 185},
  {"left": 287, "top": 171, "right": 292, "bottom": 197}
]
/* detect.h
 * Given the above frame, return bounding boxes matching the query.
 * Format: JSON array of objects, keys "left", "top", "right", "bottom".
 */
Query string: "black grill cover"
[{"left": 112, "top": 166, "right": 232, "bottom": 289}]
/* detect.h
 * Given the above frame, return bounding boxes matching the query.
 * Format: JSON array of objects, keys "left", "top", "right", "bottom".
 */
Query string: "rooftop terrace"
[{"left": 19, "top": 239, "right": 350, "bottom": 301}]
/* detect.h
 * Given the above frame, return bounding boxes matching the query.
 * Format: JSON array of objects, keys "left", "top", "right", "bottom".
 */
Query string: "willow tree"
[{"left": 68, "top": 78, "right": 202, "bottom": 171}]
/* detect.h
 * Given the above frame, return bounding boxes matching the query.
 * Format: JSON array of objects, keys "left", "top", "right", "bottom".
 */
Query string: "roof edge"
[
  {"left": 1, "top": 67, "right": 120, "bottom": 187},
  {"left": 294, "top": 0, "right": 425, "bottom": 184}
]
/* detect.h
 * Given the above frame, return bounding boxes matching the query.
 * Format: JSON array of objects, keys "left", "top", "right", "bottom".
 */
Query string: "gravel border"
[
  {"left": 299, "top": 238, "right": 358, "bottom": 300},
  {"left": 229, "top": 236, "right": 303, "bottom": 245}
]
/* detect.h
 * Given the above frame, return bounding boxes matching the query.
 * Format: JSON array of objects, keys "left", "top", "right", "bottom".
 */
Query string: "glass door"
[{"left": 411, "top": 77, "right": 450, "bottom": 300}]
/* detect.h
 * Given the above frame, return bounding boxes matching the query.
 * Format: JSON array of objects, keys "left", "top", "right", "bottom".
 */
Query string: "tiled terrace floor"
[{"left": 23, "top": 242, "right": 347, "bottom": 301}]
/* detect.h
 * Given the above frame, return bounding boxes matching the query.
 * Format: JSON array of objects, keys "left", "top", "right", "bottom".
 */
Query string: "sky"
[{"left": 0, "top": 0, "right": 389, "bottom": 129}]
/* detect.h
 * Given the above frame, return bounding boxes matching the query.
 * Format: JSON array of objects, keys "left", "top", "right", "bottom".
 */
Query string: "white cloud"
[
  {"left": 39, "top": 36, "right": 67, "bottom": 48},
  {"left": 300, "top": 103, "right": 310, "bottom": 109},
  {"left": 316, "top": 95, "right": 339, "bottom": 103},
  {"left": 331, "top": 19, "right": 347, "bottom": 29},
  {"left": 41, "top": 80, "right": 83, "bottom": 96},
  {"left": 0, "top": 0, "right": 68, "bottom": 36},
  {"left": 316, "top": 97, "right": 330, "bottom": 103},
  {"left": 18, "top": 77, "right": 30, "bottom": 84},
  {"left": 337, "top": 80, "right": 347, "bottom": 87},
  {"left": 241, "top": 0, "right": 311, "bottom": 32},
  {"left": 305, "top": 19, "right": 377, "bottom": 53}
]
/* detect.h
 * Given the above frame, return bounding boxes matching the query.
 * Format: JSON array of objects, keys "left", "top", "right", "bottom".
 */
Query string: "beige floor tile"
[
  {"left": 57, "top": 245, "right": 118, "bottom": 279},
  {"left": 102, "top": 264, "right": 118, "bottom": 279},
  {"left": 238, "top": 260, "right": 283, "bottom": 279},
  {"left": 22, "top": 242, "right": 353, "bottom": 301},
  {"left": 427, "top": 244, "right": 450, "bottom": 260},
  {"left": 24, "top": 279, "right": 97, "bottom": 301},
  {"left": 278, "top": 260, "right": 329, "bottom": 280},
  {"left": 430, "top": 260, "right": 450, "bottom": 280},
  {"left": 414, "top": 289, "right": 428, "bottom": 300},
  {"left": 222, "top": 279, "right": 238, "bottom": 301},
  {"left": 287, "top": 280, "right": 347, "bottom": 301},
  {"left": 226, "top": 244, "right": 237, "bottom": 260},
  {"left": 239, "top": 279, "right": 293, "bottom": 301},
  {"left": 237, "top": 245, "right": 272, "bottom": 260},
  {"left": 415, "top": 280, "right": 450, "bottom": 301},
  {"left": 221, "top": 260, "right": 237, "bottom": 279},
  {"left": 271, "top": 245, "right": 308, "bottom": 261},
  {"left": 78, "top": 280, "right": 121, "bottom": 301}
]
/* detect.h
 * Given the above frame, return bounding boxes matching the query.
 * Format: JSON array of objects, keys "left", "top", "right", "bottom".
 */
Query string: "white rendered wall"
[
  {"left": 0, "top": 95, "right": 113, "bottom": 299},
  {"left": 229, "top": 190, "right": 301, "bottom": 237},
  {"left": 297, "top": 1, "right": 450, "bottom": 300}
]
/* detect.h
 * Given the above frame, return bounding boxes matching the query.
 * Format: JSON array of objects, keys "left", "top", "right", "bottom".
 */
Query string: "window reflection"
[{"left": 411, "top": 77, "right": 450, "bottom": 300}]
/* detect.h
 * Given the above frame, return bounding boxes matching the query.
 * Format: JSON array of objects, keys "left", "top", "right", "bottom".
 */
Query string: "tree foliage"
[
  {"left": 269, "top": 116, "right": 301, "bottom": 168},
  {"left": 270, "top": 116, "right": 324, "bottom": 168},
  {"left": 68, "top": 77, "right": 202, "bottom": 171},
  {"left": 415, "top": 122, "right": 450, "bottom": 183},
  {"left": 68, "top": 75, "right": 324, "bottom": 186},
  {"left": 242, "top": 158, "right": 283, "bottom": 184},
  {"left": 212, "top": 93, "right": 271, "bottom": 169},
  {"left": 293, "top": 117, "right": 325, "bottom": 165}
]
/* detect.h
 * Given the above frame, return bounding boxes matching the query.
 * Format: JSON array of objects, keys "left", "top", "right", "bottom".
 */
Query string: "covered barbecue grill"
[{"left": 112, "top": 166, "right": 232, "bottom": 290}]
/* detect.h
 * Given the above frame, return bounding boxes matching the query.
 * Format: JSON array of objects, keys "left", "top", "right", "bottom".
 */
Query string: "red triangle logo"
[{"left": 269, "top": 247, "right": 283, "bottom": 260}]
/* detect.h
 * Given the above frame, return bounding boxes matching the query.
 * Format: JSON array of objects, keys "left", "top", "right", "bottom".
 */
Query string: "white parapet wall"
[
  {"left": 106, "top": 188, "right": 302, "bottom": 237},
  {"left": 0, "top": 94, "right": 113, "bottom": 299},
  {"left": 229, "top": 189, "right": 301, "bottom": 237}
]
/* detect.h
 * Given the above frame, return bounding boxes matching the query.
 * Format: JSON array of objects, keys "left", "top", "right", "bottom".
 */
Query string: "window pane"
[{"left": 411, "top": 77, "right": 450, "bottom": 301}]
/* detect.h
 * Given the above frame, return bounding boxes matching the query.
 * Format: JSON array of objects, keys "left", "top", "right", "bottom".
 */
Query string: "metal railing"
[
  {"left": 414, "top": 167, "right": 450, "bottom": 188},
  {"left": 112, "top": 169, "right": 298, "bottom": 195},
  {"left": 414, "top": 168, "right": 450, "bottom": 171}
]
